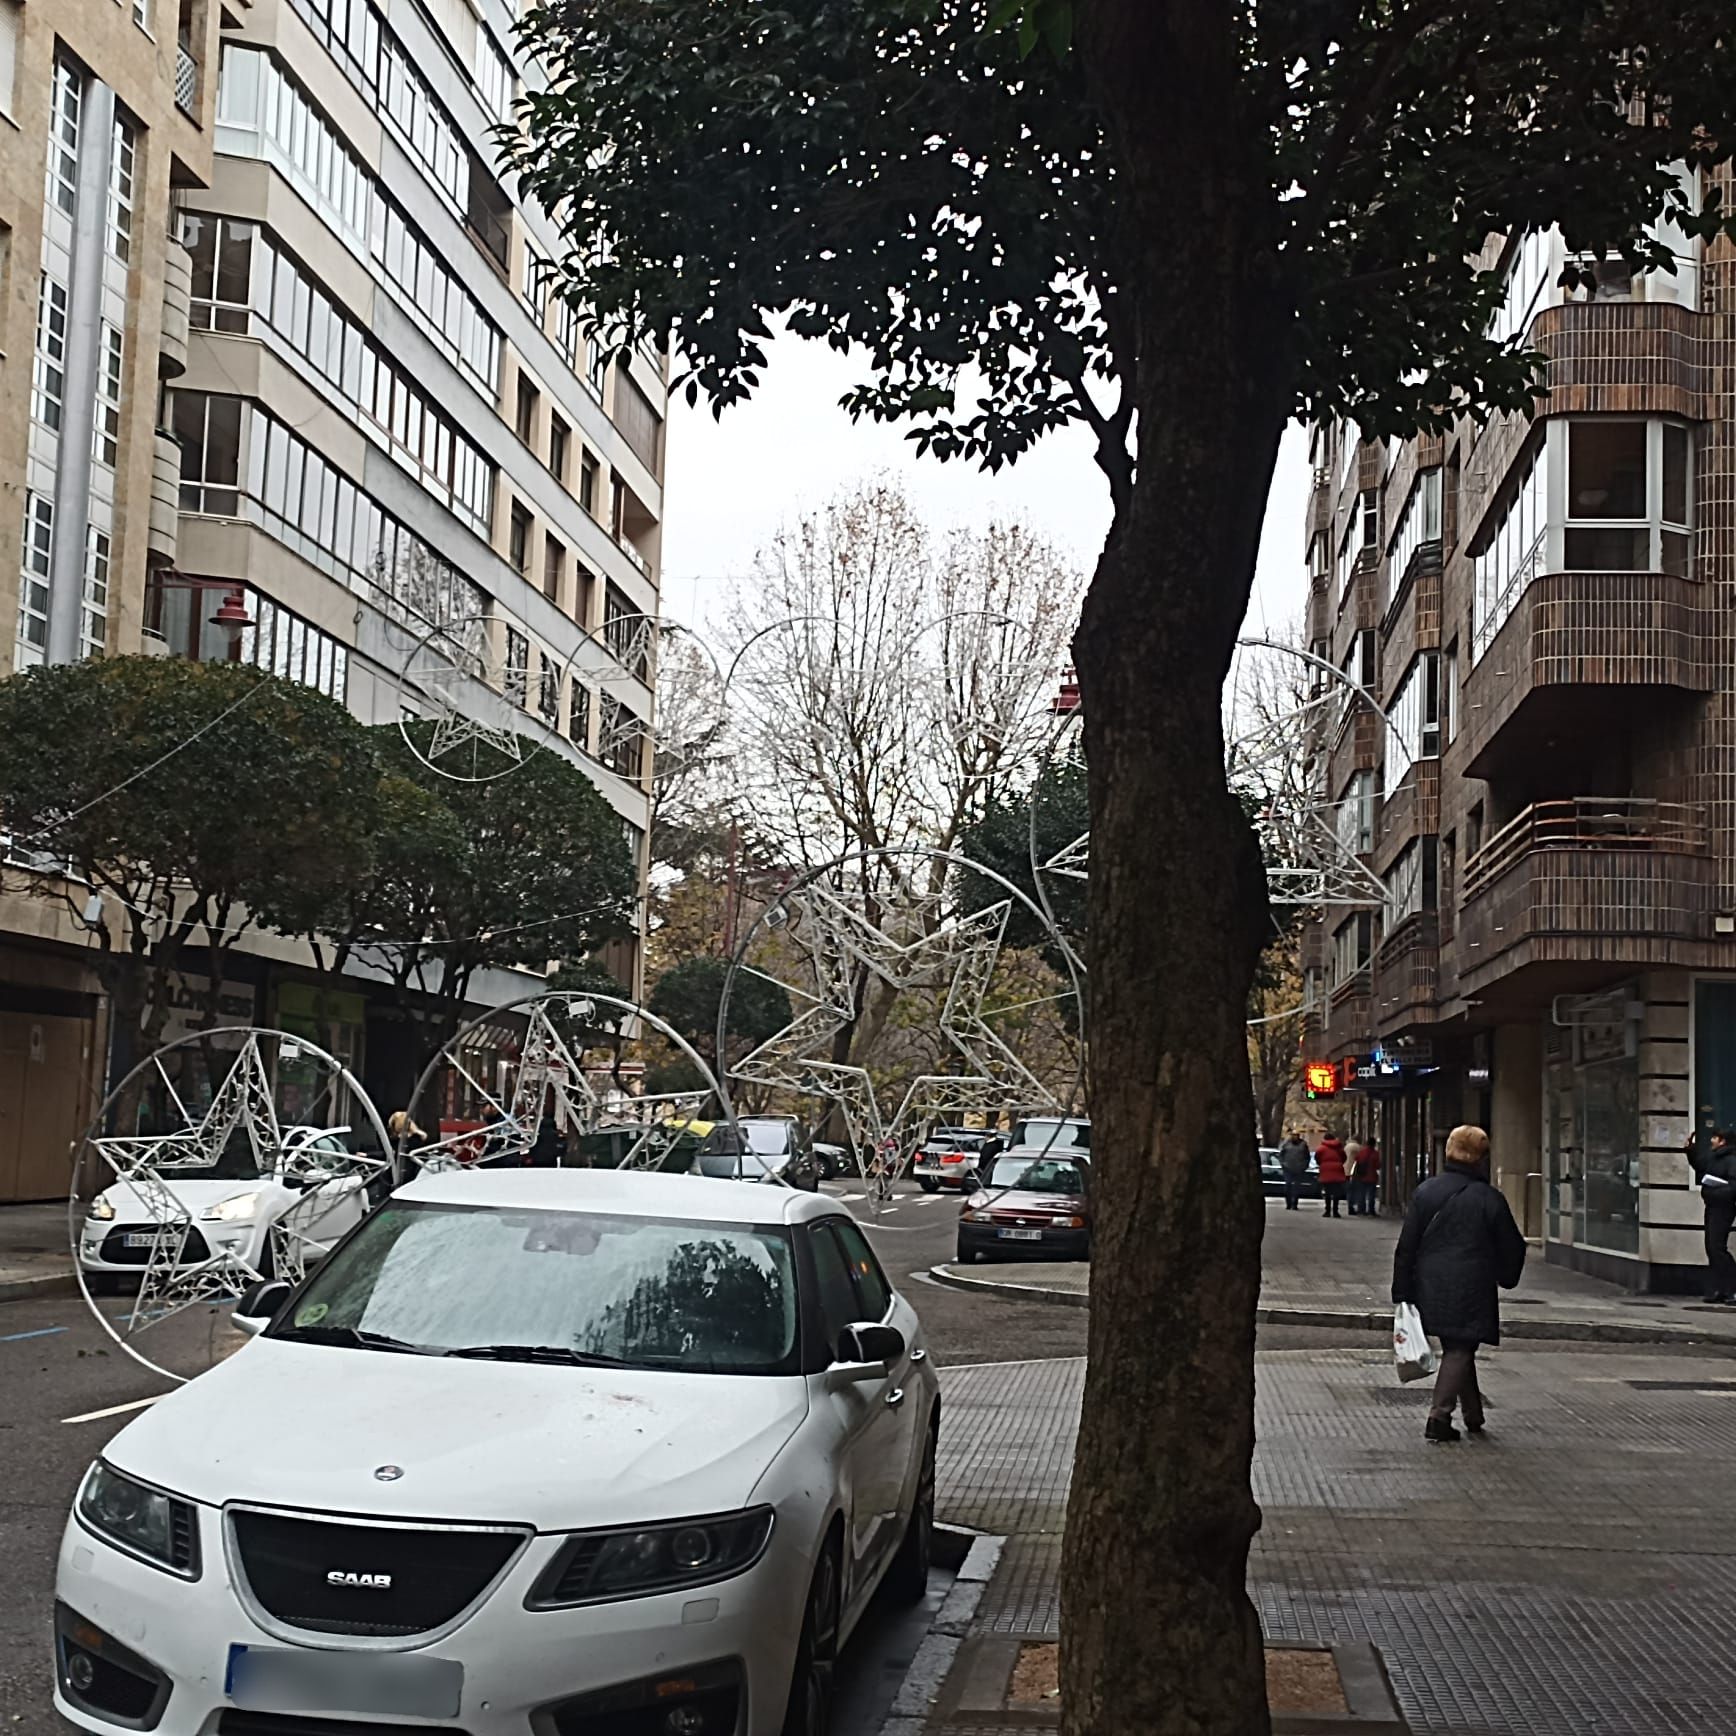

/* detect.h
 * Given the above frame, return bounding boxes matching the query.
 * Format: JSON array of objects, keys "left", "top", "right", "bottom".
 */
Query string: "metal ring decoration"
[
  {"left": 714, "top": 843, "right": 1088, "bottom": 1214},
  {"left": 68, "top": 1027, "right": 392, "bottom": 1385},
  {"left": 398, "top": 988, "right": 744, "bottom": 1182}
]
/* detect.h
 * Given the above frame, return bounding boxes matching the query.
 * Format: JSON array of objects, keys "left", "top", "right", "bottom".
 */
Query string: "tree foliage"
[
  {"left": 316, "top": 723, "right": 639, "bottom": 1054},
  {"left": 0, "top": 657, "right": 380, "bottom": 1047}
]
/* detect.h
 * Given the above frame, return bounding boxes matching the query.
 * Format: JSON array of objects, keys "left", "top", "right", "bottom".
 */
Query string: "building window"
[
  {"left": 1441, "top": 646, "right": 1457, "bottom": 748},
  {"left": 598, "top": 693, "right": 645, "bottom": 781},
  {"left": 604, "top": 582, "right": 648, "bottom": 681},
  {"left": 184, "top": 214, "right": 255, "bottom": 332},
  {"left": 145, "top": 575, "right": 349, "bottom": 700},
  {"left": 1386, "top": 467, "right": 1441, "bottom": 590},
  {"left": 549, "top": 414, "right": 570, "bottom": 485},
  {"left": 1359, "top": 486, "right": 1378, "bottom": 550},
  {"left": 1564, "top": 418, "right": 1691, "bottom": 577},
  {"left": 579, "top": 451, "right": 599, "bottom": 517},
  {"left": 536, "top": 657, "right": 559, "bottom": 726},
  {"left": 106, "top": 113, "right": 138, "bottom": 265},
  {"left": 568, "top": 681, "right": 591, "bottom": 749},
  {"left": 1335, "top": 768, "right": 1375, "bottom": 856},
  {"left": 47, "top": 54, "right": 80, "bottom": 214},
  {"left": 381, "top": 33, "right": 468, "bottom": 212},
  {"left": 15, "top": 493, "right": 53, "bottom": 669},
  {"left": 475, "top": 26, "right": 513, "bottom": 119},
  {"left": 1489, "top": 227, "right": 1553, "bottom": 346},
  {"left": 616, "top": 373, "right": 663, "bottom": 476},
  {"left": 1470, "top": 441, "right": 1546, "bottom": 662},
  {"left": 503, "top": 627, "right": 528, "bottom": 707},
  {"left": 515, "top": 373, "right": 539, "bottom": 445},
  {"left": 91, "top": 324, "right": 124, "bottom": 469},
  {"left": 1330, "top": 912, "right": 1372, "bottom": 988},
  {"left": 1387, "top": 652, "right": 1440, "bottom": 784},
  {"left": 1382, "top": 839, "right": 1436, "bottom": 926},
  {"left": 553, "top": 297, "right": 580, "bottom": 369},
  {"left": 520, "top": 236, "right": 547, "bottom": 324},
  {"left": 574, "top": 562, "right": 595, "bottom": 630},
  {"left": 509, "top": 503, "right": 532, "bottom": 578},
  {"left": 81, "top": 527, "right": 110, "bottom": 659},
  {"left": 174, "top": 391, "right": 244, "bottom": 514},
  {"left": 1334, "top": 516, "right": 1355, "bottom": 605},
  {"left": 586, "top": 335, "right": 606, "bottom": 396},
  {"left": 543, "top": 533, "right": 564, "bottom": 605},
  {"left": 31, "top": 272, "right": 69, "bottom": 432}
]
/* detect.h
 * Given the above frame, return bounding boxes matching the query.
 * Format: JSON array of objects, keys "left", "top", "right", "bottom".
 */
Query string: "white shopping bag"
[{"left": 1392, "top": 1302, "right": 1436, "bottom": 1383}]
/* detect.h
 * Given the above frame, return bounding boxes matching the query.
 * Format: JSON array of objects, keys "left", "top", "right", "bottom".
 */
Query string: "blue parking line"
[{"left": 1, "top": 1325, "right": 68, "bottom": 1344}]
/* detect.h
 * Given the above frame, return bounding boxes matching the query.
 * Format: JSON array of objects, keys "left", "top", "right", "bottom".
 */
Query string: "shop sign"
[
  {"left": 1338, "top": 1049, "right": 1408, "bottom": 1091},
  {"left": 159, "top": 973, "right": 257, "bottom": 1045},
  {"left": 1304, "top": 1060, "right": 1338, "bottom": 1098}
]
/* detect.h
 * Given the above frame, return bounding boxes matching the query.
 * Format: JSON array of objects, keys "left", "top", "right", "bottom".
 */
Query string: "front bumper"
[
  {"left": 77, "top": 1221, "right": 262, "bottom": 1278},
  {"left": 957, "top": 1222, "right": 1089, "bottom": 1261},
  {"left": 55, "top": 1499, "right": 809, "bottom": 1736}
]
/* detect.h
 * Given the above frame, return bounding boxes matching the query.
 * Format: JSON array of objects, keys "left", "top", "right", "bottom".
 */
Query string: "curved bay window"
[
  {"left": 1563, "top": 419, "right": 1691, "bottom": 577},
  {"left": 145, "top": 573, "right": 349, "bottom": 702}
]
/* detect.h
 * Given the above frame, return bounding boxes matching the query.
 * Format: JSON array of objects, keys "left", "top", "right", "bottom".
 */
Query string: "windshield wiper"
[
  {"left": 443, "top": 1343, "right": 629, "bottom": 1366},
  {"left": 273, "top": 1324, "right": 436, "bottom": 1355}
]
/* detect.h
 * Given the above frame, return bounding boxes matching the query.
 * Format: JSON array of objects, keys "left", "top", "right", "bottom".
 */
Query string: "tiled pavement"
[
  {"left": 919, "top": 1346, "right": 1736, "bottom": 1734},
  {"left": 0, "top": 1203, "right": 77, "bottom": 1301},
  {"left": 933, "top": 1199, "right": 1736, "bottom": 1345}
]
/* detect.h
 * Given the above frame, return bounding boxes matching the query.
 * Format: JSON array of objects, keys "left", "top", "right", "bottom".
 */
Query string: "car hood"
[
  {"left": 105, "top": 1340, "right": 811, "bottom": 1528},
  {"left": 94, "top": 1178, "right": 277, "bottom": 1221}
]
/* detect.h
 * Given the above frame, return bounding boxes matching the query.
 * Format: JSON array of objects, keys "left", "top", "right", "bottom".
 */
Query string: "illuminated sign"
[{"left": 1304, "top": 1061, "right": 1338, "bottom": 1098}]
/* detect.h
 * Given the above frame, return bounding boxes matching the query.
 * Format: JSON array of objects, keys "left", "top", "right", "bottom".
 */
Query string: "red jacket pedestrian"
[
  {"left": 1314, "top": 1136, "right": 1348, "bottom": 1186},
  {"left": 1352, "top": 1141, "right": 1381, "bottom": 1183}
]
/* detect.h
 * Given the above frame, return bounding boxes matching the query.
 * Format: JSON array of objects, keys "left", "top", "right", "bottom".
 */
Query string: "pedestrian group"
[{"left": 1277, "top": 1128, "right": 1383, "bottom": 1217}]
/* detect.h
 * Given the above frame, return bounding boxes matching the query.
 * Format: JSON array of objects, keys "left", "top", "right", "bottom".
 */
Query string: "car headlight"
[
  {"left": 963, "top": 1209, "right": 994, "bottom": 1223},
  {"left": 1054, "top": 1216, "right": 1086, "bottom": 1229},
  {"left": 76, "top": 1463, "right": 200, "bottom": 1578},
  {"left": 527, "top": 1508, "right": 773, "bottom": 1609},
  {"left": 199, "top": 1190, "right": 262, "bottom": 1223},
  {"left": 87, "top": 1196, "right": 116, "bottom": 1222}
]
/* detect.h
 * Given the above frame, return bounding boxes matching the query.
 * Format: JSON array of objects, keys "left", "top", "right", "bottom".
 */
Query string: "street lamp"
[{"left": 209, "top": 585, "right": 253, "bottom": 662}]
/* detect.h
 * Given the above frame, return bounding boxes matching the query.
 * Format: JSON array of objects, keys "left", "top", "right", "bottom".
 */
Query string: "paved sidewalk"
[
  {"left": 931, "top": 1199, "right": 1736, "bottom": 1345},
  {"left": 910, "top": 1344, "right": 1736, "bottom": 1735},
  {"left": 0, "top": 1202, "right": 77, "bottom": 1302}
]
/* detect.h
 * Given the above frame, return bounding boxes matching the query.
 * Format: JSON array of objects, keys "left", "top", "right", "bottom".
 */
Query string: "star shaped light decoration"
[
  {"left": 78, "top": 1030, "right": 390, "bottom": 1380},
  {"left": 402, "top": 994, "right": 715, "bottom": 1175},
  {"left": 398, "top": 614, "right": 538, "bottom": 781},
  {"left": 727, "top": 881, "right": 1076, "bottom": 1185}
]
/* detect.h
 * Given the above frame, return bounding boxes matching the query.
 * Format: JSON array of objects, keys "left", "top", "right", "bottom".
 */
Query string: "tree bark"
[{"left": 1063, "top": 5, "right": 1292, "bottom": 1731}]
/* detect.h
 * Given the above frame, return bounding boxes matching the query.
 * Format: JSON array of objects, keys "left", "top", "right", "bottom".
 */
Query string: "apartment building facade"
[
  {"left": 0, "top": 0, "right": 663, "bottom": 1200},
  {"left": 1302, "top": 165, "right": 1736, "bottom": 1291}
]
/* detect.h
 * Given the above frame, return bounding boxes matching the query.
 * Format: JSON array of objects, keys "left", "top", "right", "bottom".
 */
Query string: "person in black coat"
[
  {"left": 1686, "top": 1127, "right": 1736, "bottom": 1301},
  {"left": 1392, "top": 1124, "right": 1527, "bottom": 1443}
]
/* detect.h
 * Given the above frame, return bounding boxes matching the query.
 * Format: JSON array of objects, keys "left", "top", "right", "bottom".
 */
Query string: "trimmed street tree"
[
  {"left": 505, "top": 4, "right": 1736, "bottom": 1728},
  {"left": 0, "top": 656, "right": 382, "bottom": 1114},
  {"left": 311, "top": 723, "right": 640, "bottom": 1081}
]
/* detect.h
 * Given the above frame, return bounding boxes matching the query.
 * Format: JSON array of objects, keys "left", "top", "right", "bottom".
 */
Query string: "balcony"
[
  {"left": 1456, "top": 798, "right": 1715, "bottom": 992},
  {"left": 1531, "top": 300, "right": 1707, "bottom": 422},
  {"left": 1460, "top": 571, "right": 1708, "bottom": 781},
  {"left": 160, "top": 240, "right": 192, "bottom": 380},
  {"left": 1373, "top": 913, "right": 1440, "bottom": 1032},
  {"left": 149, "top": 430, "right": 182, "bottom": 566}
]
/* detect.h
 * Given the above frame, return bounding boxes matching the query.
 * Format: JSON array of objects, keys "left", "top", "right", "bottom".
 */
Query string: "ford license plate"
[
  {"left": 998, "top": 1228, "right": 1043, "bottom": 1241},
  {"left": 226, "top": 1645, "right": 462, "bottom": 1718}
]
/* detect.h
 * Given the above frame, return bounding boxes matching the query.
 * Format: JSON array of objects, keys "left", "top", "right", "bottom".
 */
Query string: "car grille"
[
  {"left": 229, "top": 1508, "right": 525, "bottom": 1638},
  {"left": 98, "top": 1225, "right": 211, "bottom": 1266}
]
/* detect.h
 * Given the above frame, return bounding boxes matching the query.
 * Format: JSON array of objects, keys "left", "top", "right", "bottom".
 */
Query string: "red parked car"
[{"left": 956, "top": 1150, "right": 1092, "bottom": 1262}]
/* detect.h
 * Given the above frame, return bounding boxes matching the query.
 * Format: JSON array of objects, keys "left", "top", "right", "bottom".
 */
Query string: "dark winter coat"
[
  {"left": 1391, "top": 1166, "right": 1527, "bottom": 1346},
  {"left": 1278, "top": 1137, "right": 1311, "bottom": 1176},
  {"left": 1314, "top": 1137, "right": 1348, "bottom": 1186},
  {"left": 1689, "top": 1139, "right": 1736, "bottom": 1204}
]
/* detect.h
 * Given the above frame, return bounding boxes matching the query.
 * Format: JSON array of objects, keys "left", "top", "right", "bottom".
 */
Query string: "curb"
[
  {"left": 926, "top": 1264, "right": 1736, "bottom": 1349},
  {"left": 877, "top": 1529, "right": 1005, "bottom": 1736},
  {"left": 0, "top": 1269, "right": 79, "bottom": 1305}
]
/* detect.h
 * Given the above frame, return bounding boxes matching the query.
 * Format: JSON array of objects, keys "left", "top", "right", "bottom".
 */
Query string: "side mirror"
[
  {"left": 233, "top": 1278, "right": 292, "bottom": 1337},
  {"left": 827, "top": 1322, "right": 905, "bottom": 1385}
]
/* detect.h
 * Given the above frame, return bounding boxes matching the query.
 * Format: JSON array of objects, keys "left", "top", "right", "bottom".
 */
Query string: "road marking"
[
  {"left": 62, "top": 1395, "right": 166, "bottom": 1425},
  {"left": 838, "top": 1192, "right": 867, "bottom": 1202},
  {"left": 1, "top": 1325, "right": 68, "bottom": 1344}
]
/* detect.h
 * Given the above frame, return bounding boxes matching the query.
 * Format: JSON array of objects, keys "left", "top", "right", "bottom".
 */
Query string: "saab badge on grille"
[
  {"left": 326, "top": 1570, "right": 393, "bottom": 1589},
  {"left": 373, "top": 1464, "right": 404, "bottom": 1481}
]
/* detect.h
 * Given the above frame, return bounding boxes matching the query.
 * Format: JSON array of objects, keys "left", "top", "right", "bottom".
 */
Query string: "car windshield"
[
  {"left": 987, "top": 1157, "right": 1087, "bottom": 1194},
  {"left": 1015, "top": 1118, "right": 1089, "bottom": 1152},
  {"left": 698, "top": 1122, "right": 791, "bottom": 1159},
  {"left": 154, "top": 1125, "right": 270, "bottom": 1183},
  {"left": 272, "top": 1202, "right": 800, "bottom": 1375}
]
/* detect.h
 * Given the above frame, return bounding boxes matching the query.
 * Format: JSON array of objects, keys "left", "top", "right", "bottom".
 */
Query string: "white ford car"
[{"left": 55, "top": 1168, "right": 939, "bottom": 1736}]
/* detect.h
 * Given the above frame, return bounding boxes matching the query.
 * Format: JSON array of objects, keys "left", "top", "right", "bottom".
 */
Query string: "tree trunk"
[{"left": 1062, "top": 9, "right": 1292, "bottom": 1726}]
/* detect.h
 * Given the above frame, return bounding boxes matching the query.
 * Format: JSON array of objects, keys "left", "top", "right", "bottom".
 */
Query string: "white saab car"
[{"left": 55, "top": 1168, "right": 939, "bottom": 1736}]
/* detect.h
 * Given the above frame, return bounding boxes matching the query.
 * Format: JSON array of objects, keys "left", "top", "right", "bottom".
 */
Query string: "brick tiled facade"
[{"left": 1301, "top": 176, "right": 1736, "bottom": 1289}]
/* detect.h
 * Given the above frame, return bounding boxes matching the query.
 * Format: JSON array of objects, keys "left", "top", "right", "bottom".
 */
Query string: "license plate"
[
  {"left": 122, "top": 1232, "right": 171, "bottom": 1250},
  {"left": 998, "top": 1228, "right": 1043, "bottom": 1241},
  {"left": 226, "top": 1645, "right": 462, "bottom": 1718}
]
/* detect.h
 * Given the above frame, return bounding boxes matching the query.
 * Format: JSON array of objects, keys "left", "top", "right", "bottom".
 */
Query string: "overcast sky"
[{"left": 659, "top": 328, "right": 1312, "bottom": 646}]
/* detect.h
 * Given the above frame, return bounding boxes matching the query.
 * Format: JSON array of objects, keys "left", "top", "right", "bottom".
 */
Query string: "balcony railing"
[
  {"left": 175, "top": 44, "right": 198, "bottom": 115},
  {"left": 1463, "top": 798, "right": 1708, "bottom": 902}
]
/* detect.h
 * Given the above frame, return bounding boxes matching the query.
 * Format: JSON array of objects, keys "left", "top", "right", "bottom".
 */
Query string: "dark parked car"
[
  {"left": 957, "top": 1150, "right": 1092, "bottom": 1262},
  {"left": 692, "top": 1116, "right": 821, "bottom": 1190},
  {"left": 1259, "top": 1145, "right": 1320, "bottom": 1198}
]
